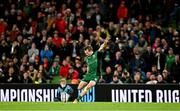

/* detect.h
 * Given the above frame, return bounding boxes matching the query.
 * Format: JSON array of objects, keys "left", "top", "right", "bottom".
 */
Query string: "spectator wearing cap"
[
  {"left": 120, "top": 71, "right": 132, "bottom": 83},
  {"left": 170, "top": 54, "right": 180, "bottom": 83}
]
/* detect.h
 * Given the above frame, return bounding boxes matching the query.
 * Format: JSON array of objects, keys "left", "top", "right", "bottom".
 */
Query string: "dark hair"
[
  {"left": 123, "top": 71, "right": 128, "bottom": 75},
  {"left": 84, "top": 45, "right": 93, "bottom": 51}
]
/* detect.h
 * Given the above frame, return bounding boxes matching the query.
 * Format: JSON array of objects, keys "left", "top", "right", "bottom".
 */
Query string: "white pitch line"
[{"left": 0, "top": 109, "right": 178, "bottom": 111}]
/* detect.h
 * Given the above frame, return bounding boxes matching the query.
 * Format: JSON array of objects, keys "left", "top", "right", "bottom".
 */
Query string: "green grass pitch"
[{"left": 0, "top": 102, "right": 180, "bottom": 111}]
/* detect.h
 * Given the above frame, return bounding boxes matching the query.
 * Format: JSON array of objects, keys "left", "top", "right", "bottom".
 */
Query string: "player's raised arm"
[{"left": 98, "top": 36, "right": 110, "bottom": 52}]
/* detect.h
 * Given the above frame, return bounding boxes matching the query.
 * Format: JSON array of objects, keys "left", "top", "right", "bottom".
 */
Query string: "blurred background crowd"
[{"left": 0, "top": 0, "right": 179, "bottom": 84}]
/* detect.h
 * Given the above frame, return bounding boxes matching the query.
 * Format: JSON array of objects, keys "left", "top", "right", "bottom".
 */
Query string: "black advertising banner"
[
  {"left": 0, "top": 84, "right": 59, "bottom": 102},
  {"left": 95, "top": 84, "right": 180, "bottom": 103},
  {"left": 0, "top": 84, "right": 179, "bottom": 103}
]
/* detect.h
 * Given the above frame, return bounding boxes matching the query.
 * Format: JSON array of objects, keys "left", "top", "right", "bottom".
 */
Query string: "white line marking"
[{"left": 0, "top": 109, "right": 178, "bottom": 111}]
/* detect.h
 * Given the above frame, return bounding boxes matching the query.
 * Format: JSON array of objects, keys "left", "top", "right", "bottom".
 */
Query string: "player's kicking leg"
[{"left": 73, "top": 80, "right": 96, "bottom": 103}]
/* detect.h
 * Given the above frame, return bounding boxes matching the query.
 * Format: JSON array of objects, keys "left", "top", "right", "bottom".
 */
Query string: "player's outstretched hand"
[{"left": 104, "top": 36, "right": 110, "bottom": 43}]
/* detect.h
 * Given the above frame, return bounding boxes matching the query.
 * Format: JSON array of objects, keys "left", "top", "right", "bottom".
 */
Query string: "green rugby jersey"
[{"left": 85, "top": 51, "right": 98, "bottom": 75}]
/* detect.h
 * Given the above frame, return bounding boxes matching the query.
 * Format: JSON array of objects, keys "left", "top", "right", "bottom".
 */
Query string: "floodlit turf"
[{"left": 0, "top": 102, "right": 180, "bottom": 111}]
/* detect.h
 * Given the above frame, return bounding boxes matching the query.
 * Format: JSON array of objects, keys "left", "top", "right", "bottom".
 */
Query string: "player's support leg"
[
  {"left": 73, "top": 81, "right": 96, "bottom": 103},
  {"left": 73, "top": 81, "right": 88, "bottom": 103}
]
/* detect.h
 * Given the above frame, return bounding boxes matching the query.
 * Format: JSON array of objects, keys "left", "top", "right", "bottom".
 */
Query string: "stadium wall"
[{"left": 0, "top": 84, "right": 179, "bottom": 103}]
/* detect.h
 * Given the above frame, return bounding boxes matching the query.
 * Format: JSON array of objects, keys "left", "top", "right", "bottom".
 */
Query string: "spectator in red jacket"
[
  {"left": 52, "top": 31, "right": 63, "bottom": 48},
  {"left": 55, "top": 13, "right": 67, "bottom": 36},
  {"left": 59, "top": 59, "right": 71, "bottom": 78},
  {"left": 117, "top": 1, "right": 128, "bottom": 22},
  {"left": 0, "top": 19, "right": 6, "bottom": 38},
  {"left": 68, "top": 67, "right": 79, "bottom": 84}
]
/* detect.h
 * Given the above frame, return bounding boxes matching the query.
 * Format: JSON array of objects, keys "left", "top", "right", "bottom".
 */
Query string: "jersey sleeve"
[
  {"left": 96, "top": 51, "right": 103, "bottom": 76},
  {"left": 94, "top": 51, "right": 98, "bottom": 58}
]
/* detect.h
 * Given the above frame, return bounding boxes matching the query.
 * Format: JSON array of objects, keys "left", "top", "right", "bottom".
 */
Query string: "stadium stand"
[{"left": 0, "top": 0, "right": 179, "bottom": 84}]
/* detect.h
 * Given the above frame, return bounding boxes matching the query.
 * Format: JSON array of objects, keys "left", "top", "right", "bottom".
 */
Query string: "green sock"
[{"left": 77, "top": 96, "right": 82, "bottom": 101}]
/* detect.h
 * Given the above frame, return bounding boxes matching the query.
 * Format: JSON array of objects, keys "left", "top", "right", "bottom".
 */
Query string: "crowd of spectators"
[{"left": 0, "top": 0, "right": 180, "bottom": 84}]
